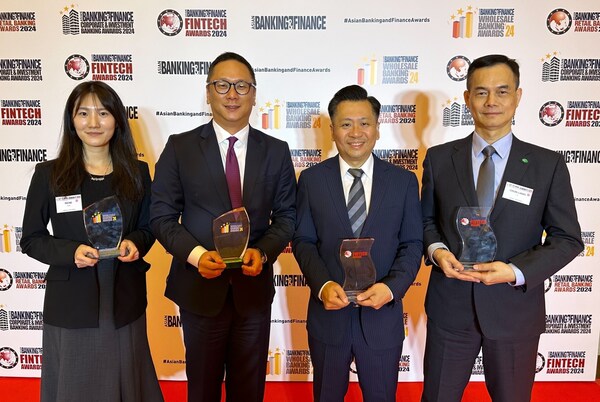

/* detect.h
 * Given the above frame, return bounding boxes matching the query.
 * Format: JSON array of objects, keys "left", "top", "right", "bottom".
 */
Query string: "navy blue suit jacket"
[
  {"left": 150, "top": 122, "right": 296, "bottom": 317},
  {"left": 293, "top": 155, "right": 423, "bottom": 349},
  {"left": 421, "top": 134, "right": 583, "bottom": 339}
]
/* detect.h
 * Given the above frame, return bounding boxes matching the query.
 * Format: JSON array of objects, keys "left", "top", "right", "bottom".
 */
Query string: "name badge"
[
  {"left": 502, "top": 182, "right": 533, "bottom": 205},
  {"left": 55, "top": 194, "right": 82, "bottom": 213}
]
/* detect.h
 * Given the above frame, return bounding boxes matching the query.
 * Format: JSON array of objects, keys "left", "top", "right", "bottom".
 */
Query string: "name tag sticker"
[
  {"left": 502, "top": 182, "right": 533, "bottom": 205},
  {"left": 55, "top": 194, "right": 82, "bottom": 213}
]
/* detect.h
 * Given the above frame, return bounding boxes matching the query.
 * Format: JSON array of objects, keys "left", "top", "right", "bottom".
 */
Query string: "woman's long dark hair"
[{"left": 51, "top": 81, "right": 143, "bottom": 201}]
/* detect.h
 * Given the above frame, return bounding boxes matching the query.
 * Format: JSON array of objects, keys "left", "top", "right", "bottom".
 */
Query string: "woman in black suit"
[{"left": 21, "top": 81, "right": 163, "bottom": 402}]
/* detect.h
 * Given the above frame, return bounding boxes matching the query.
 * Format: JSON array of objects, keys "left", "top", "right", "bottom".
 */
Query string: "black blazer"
[
  {"left": 20, "top": 160, "right": 155, "bottom": 329},
  {"left": 421, "top": 134, "right": 583, "bottom": 339},
  {"left": 150, "top": 122, "right": 296, "bottom": 317},
  {"left": 293, "top": 155, "right": 423, "bottom": 349}
]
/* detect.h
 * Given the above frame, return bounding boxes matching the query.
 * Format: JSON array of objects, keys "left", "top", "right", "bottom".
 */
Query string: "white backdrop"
[{"left": 1, "top": 0, "right": 599, "bottom": 382}]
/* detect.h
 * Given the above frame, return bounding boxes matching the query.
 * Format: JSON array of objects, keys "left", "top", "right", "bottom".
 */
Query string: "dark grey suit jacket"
[
  {"left": 421, "top": 134, "right": 583, "bottom": 339},
  {"left": 150, "top": 122, "right": 296, "bottom": 317},
  {"left": 293, "top": 155, "right": 423, "bottom": 349}
]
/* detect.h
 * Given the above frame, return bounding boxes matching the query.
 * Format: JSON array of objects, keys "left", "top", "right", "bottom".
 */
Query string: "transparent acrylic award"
[
  {"left": 340, "top": 238, "right": 376, "bottom": 303},
  {"left": 213, "top": 207, "right": 250, "bottom": 269},
  {"left": 456, "top": 207, "right": 497, "bottom": 270},
  {"left": 83, "top": 195, "right": 123, "bottom": 259}
]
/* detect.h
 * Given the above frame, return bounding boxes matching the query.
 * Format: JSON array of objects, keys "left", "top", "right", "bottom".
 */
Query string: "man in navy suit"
[
  {"left": 293, "top": 85, "right": 423, "bottom": 402},
  {"left": 420, "top": 54, "right": 583, "bottom": 402},
  {"left": 150, "top": 52, "right": 296, "bottom": 402}
]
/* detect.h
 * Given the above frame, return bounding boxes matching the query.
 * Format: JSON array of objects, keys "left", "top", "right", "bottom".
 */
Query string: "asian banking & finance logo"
[
  {"left": 64, "top": 54, "right": 89, "bottom": 80},
  {"left": 449, "top": 6, "right": 515, "bottom": 38},
  {"left": 259, "top": 100, "right": 321, "bottom": 130},
  {"left": 541, "top": 52, "right": 600, "bottom": 82},
  {"left": 60, "top": 5, "right": 134, "bottom": 35},
  {"left": 1, "top": 99, "right": 42, "bottom": 126},
  {"left": 544, "top": 351, "right": 587, "bottom": 375},
  {"left": 539, "top": 101, "right": 564, "bottom": 127},
  {"left": 158, "top": 9, "right": 227, "bottom": 37},
  {"left": 447, "top": 56, "right": 470, "bottom": 82},
  {"left": 0, "top": 269, "right": 13, "bottom": 291},
  {"left": 0, "top": 59, "right": 42, "bottom": 82},
  {"left": 0, "top": 347, "right": 18, "bottom": 369},
  {"left": 0, "top": 11, "right": 36, "bottom": 32},
  {"left": 547, "top": 9, "right": 572, "bottom": 35},
  {"left": 442, "top": 97, "right": 473, "bottom": 127},
  {"left": 373, "top": 150, "right": 418, "bottom": 172}
]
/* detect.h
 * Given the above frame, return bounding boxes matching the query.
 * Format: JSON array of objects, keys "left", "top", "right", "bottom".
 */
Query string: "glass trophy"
[
  {"left": 340, "top": 238, "right": 376, "bottom": 303},
  {"left": 456, "top": 207, "right": 497, "bottom": 270},
  {"left": 83, "top": 195, "right": 123, "bottom": 259},
  {"left": 213, "top": 207, "right": 250, "bottom": 269}
]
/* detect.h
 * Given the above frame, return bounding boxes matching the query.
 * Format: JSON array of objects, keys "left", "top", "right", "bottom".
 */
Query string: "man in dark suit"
[
  {"left": 150, "top": 52, "right": 296, "bottom": 402},
  {"left": 293, "top": 85, "right": 423, "bottom": 402},
  {"left": 420, "top": 54, "right": 583, "bottom": 402}
]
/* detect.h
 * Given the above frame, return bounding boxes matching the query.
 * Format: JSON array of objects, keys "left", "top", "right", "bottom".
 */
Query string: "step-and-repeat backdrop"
[{"left": 1, "top": 0, "right": 599, "bottom": 382}]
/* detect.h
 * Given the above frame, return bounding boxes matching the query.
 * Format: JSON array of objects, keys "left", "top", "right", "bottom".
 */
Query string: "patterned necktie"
[
  {"left": 347, "top": 168, "right": 366, "bottom": 237},
  {"left": 226, "top": 136, "right": 243, "bottom": 208},
  {"left": 476, "top": 145, "right": 496, "bottom": 208}
]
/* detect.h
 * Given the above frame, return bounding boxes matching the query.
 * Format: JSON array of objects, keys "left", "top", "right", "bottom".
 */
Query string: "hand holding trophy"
[{"left": 82, "top": 195, "right": 124, "bottom": 259}]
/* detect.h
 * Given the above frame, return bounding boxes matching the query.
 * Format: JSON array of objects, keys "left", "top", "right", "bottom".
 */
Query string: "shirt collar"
[
  {"left": 472, "top": 131, "right": 512, "bottom": 160},
  {"left": 212, "top": 120, "right": 250, "bottom": 145},
  {"left": 338, "top": 153, "right": 374, "bottom": 179}
]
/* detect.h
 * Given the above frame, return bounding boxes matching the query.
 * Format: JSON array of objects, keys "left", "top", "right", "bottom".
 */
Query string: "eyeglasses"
[{"left": 207, "top": 80, "right": 256, "bottom": 95}]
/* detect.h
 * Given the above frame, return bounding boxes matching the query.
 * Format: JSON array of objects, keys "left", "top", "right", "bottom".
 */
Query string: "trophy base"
[
  {"left": 97, "top": 248, "right": 122, "bottom": 259},
  {"left": 222, "top": 258, "right": 243, "bottom": 269},
  {"left": 344, "top": 289, "right": 363, "bottom": 304}
]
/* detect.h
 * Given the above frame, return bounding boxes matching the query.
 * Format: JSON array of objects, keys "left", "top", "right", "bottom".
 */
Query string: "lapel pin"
[{"left": 521, "top": 158, "right": 528, "bottom": 164}]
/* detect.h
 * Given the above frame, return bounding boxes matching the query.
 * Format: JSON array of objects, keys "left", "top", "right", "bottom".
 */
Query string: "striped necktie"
[{"left": 347, "top": 168, "right": 366, "bottom": 237}]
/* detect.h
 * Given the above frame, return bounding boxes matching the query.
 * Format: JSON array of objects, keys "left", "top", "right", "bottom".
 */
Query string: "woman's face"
[{"left": 72, "top": 93, "right": 115, "bottom": 151}]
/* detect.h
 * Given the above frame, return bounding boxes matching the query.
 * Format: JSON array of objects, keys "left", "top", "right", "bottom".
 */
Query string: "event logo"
[
  {"left": 547, "top": 9, "right": 572, "bottom": 35},
  {"left": 251, "top": 15, "right": 326, "bottom": 30},
  {"left": 157, "top": 60, "right": 210, "bottom": 75},
  {"left": 471, "top": 354, "right": 484, "bottom": 376},
  {"left": 64, "top": 54, "right": 89, "bottom": 80},
  {"left": 19, "top": 347, "right": 42, "bottom": 370},
  {"left": 266, "top": 348, "right": 285, "bottom": 375},
  {"left": 442, "top": 97, "right": 473, "bottom": 127},
  {"left": 1, "top": 308, "right": 43, "bottom": 331},
  {"left": 0, "top": 149, "right": 47, "bottom": 162},
  {"left": 273, "top": 274, "right": 307, "bottom": 287},
  {"left": 382, "top": 56, "right": 419, "bottom": 85},
  {"left": 556, "top": 150, "right": 600, "bottom": 164},
  {"left": 546, "top": 314, "right": 592, "bottom": 334},
  {"left": 0, "top": 11, "right": 36, "bottom": 32},
  {"left": 541, "top": 52, "right": 600, "bottom": 82},
  {"left": 447, "top": 56, "right": 470, "bottom": 81},
  {"left": 373, "top": 149, "right": 418, "bottom": 171},
  {"left": 0, "top": 269, "right": 13, "bottom": 291},
  {"left": 545, "top": 351, "right": 586, "bottom": 374},
  {"left": 157, "top": 9, "right": 183, "bottom": 36},
  {"left": 549, "top": 274, "right": 593, "bottom": 293},
  {"left": 0, "top": 347, "right": 18, "bottom": 369},
  {"left": 579, "top": 231, "right": 596, "bottom": 257},
  {"left": 0, "top": 59, "right": 42, "bottom": 82},
  {"left": 539, "top": 101, "right": 564, "bottom": 127},
  {"left": 183, "top": 9, "right": 227, "bottom": 37},
  {"left": 163, "top": 315, "right": 181, "bottom": 328},
  {"left": 1, "top": 99, "right": 41, "bottom": 126},
  {"left": 13, "top": 271, "right": 45, "bottom": 290},
  {"left": 398, "top": 354, "right": 411, "bottom": 373},
  {"left": 270, "top": 101, "right": 320, "bottom": 130},
  {"left": 90, "top": 54, "right": 134, "bottom": 81},
  {"left": 60, "top": 5, "right": 134, "bottom": 35},
  {"left": 380, "top": 104, "right": 416, "bottom": 124},
  {"left": 290, "top": 149, "right": 322, "bottom": 169},
  {"left": 449, "top": 6, "right": 515, "bottom": 38},
  {"left": 536, "top": 352, "right": 546, "bottom": 373}
]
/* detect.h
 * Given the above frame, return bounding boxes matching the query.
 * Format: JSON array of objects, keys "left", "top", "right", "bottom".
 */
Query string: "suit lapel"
[
  {"left": 324, "top": 156, "right": 354, "bottom": 237},
  {"left": 198, "top": 123, "right": 231, "bottom": 211},
  {"left": 242, "top": 127, "right": 265, "bottom": 206},
  {"left": 491, "top": 136, "right": 531, "bottom": 219},
  {"left": 452, "top": 134, "right": 478, "bottom": 207},
  {"left": 361, "top": 156, "right": 387, "bottom": 236}
]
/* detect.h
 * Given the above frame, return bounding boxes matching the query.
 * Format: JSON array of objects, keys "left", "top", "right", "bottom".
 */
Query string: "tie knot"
[
  {"left": 348, "top": 168, "right": 363, "bottom": 179},
  {"left": 227, "top": 136, "right": 238, "bottom": 148},
  {"left": 482, "top": 145, "right": 496, "bottom": 158}
]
